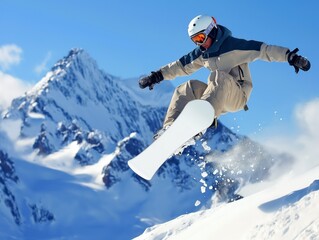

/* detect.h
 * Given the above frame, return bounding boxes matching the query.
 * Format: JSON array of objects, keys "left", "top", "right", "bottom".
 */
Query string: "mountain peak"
[
  {"left": 68, "top": 48, "right": 84, "bottom": 56},
  {"left": 5, "top": 48, "right": 170, "bottom": 151},
  {"left": 25, "top": 48, "right": 99, "bottom": 98},
  {"left": 51, "top": 48, "right": 88, "bottom": 72}
]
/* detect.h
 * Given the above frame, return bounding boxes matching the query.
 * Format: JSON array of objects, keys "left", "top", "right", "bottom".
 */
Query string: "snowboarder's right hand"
[
  {"left": 288, "top": 48, "right": 311, "bottom": 73},
  {"left": 139, "top": 71, "right": 164, "bottom": 90}
]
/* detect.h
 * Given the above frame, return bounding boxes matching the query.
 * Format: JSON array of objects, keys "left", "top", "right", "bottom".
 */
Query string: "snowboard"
[{"left": 128, "top": 99, "right": 215, "bottom": 180}]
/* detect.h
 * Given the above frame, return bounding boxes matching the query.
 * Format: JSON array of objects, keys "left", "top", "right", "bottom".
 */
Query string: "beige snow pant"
[{"left": 163, "top": 71, "right": 252, "bottom": 128}]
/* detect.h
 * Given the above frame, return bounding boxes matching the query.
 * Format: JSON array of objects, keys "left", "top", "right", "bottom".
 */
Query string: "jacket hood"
[{"left": 200, "top": 25, "right": 232, "bottom": 54}]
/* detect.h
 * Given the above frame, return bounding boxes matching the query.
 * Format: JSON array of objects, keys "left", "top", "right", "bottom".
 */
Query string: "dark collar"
[{"left": 200, "top": 25, "right": 232, "bottom": 53}]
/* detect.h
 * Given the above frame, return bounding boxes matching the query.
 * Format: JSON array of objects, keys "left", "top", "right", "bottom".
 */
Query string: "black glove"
[
  {"left": 288, "top": 48, "right": 311, "bottom": 73},
  {"left": 139, "top": 70, "right": 164, "bottom": 90}
]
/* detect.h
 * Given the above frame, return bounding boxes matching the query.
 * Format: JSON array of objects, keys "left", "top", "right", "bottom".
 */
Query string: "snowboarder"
[{"left": 139, "top": 15, "right": 311, "bottom": 138}]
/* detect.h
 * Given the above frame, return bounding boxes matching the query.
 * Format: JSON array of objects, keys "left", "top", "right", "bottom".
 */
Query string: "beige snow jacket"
[{"left": 160, "top": 25, "right": 289, "bottom": 100}]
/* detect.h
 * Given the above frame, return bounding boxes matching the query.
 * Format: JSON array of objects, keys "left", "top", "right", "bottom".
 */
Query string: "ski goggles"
[
  {"left": 191, "top": 32, "right": 208, "bottom": 45},
  {"left": 190, "top": 19, "right": 217, "bottom": 45}
]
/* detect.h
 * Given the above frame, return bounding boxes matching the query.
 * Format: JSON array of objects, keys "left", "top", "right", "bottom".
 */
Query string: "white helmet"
[{"left": 188, "top": 15, "right": 217, "bottom": 37}]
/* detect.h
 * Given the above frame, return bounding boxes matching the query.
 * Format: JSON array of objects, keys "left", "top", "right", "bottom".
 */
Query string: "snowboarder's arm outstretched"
[
  {"left": 138, "top": 49, "right": 204, "bottom": 90},
  {"left": 225, "top": 37, "right": 311, "bottom": 73},
  {"left": 139, "top": 36, "right": 310, "bottom": 90}
]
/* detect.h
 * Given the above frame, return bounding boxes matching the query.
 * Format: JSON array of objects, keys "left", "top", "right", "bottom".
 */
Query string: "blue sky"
[{"left": 0, "top": 0, "right": 318, "bottom": 138}]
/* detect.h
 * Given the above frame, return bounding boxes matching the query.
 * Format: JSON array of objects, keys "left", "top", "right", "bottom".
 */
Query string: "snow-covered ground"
[{"left": 134, "top": 166, "right": 319, "bottom": 240}]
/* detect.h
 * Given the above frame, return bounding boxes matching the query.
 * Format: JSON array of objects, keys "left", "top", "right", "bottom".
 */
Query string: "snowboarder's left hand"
[
  {"left": 288, "top": 48, "right": 311, "bottom": 73},
  {"left": 139, "top": 71, "right": 164, "bottom": 90}
]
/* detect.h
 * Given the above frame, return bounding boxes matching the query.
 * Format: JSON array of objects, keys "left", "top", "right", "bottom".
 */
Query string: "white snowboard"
[{"left": 128, "top": 100, "right": 215, "bottom": 180}]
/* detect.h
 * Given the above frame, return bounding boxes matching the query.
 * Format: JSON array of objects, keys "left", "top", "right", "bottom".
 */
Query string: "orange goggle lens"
[{"left": 191, "top": 32, "right": 207, "bottom": 44}]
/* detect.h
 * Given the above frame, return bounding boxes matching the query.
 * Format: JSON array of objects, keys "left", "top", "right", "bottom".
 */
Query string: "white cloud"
[
  {"left": 295, "top": 99, "right": 319, "bottom": 139},
  {"left": 0, "top": 71, "right": 31, "bottom": 110},
  {"left": 260, "top": 98, "right": 319, "bottom": 176},
  {"left": 293, "top": 99, "right": 319, "bottom": 172},
  {"left": 34, "top": 51, "right": 52, "bottom": 74},
  {"left": 0, "top": 44, "right": 23, "bottom": 70}
]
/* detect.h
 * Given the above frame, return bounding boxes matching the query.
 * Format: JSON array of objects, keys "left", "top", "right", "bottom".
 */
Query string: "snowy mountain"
[{"left": 0, "top": 49, "right": 304, "bottom": 239}]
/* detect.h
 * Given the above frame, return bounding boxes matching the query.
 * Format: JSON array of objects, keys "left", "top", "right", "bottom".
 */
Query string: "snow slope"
[{"left": 135, "top": 166, "right": 319, "bottom": 240}]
